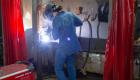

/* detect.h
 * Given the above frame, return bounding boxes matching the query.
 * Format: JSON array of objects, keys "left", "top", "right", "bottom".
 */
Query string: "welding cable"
[
  {"left": 82, "top": 20, "right": 92, "bottom": 73},
  {"left": 93, "top": 20, "right": 100, "bottom": 51},
  {"left": 97, "top": 21, "right": 100, "bottom": 39},
  {"left": 78, "top": 19, "right": 92, "bottom": 75},
  {"left": 79, "top": 14, "right": 99, "bottom": 75}
]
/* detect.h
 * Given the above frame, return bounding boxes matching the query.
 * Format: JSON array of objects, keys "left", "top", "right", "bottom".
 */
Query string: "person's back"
[
  {"left": 44, "top": 4, "right": 83, "bottom": 80},
  {"left": 52, "top": 11, "right": 82, "bottom": 55}
]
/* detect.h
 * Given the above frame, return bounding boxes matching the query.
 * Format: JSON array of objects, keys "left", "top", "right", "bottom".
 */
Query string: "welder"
[{"left": 44, "top": 3, "right": 83, "bottom": 80}]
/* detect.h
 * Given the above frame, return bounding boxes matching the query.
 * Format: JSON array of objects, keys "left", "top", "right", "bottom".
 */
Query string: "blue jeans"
[{"left": 55, "top": 49, "right": 76, "bottom": 80}]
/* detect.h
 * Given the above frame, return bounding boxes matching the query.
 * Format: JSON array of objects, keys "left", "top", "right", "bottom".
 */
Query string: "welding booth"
[
  {"left": 0, "top": 0, "right": 136, "bottom": 80},
  {"left": 29, "top": 0, "right": 109, "bottom": 79}
]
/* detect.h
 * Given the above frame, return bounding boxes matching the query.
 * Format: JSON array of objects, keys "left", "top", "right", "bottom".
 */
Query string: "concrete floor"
[
  {"left": 43, "top": 77, "right": 103, "bottom": 80},
  {"left": 41, "top": 73, "right": 103, "bottom": 80},
  {"left": 43, "top": 78, "right": 102, "bottom": 80}
]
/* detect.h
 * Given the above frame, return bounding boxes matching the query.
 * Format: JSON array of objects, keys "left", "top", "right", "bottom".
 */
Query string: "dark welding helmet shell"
[{"left": 44, "top": 3, "right": 56, "bottom": 19}]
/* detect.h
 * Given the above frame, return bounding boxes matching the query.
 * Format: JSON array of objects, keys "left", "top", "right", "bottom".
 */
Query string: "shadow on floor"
[{"left": 38, "top": 72, "right": 103, "bottom": 80}]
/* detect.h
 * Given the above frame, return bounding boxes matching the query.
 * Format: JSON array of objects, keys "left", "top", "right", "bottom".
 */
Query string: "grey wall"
[
  {"left": 42, "top": 0, "right": 109, "bottom": 39},
  {"left": 23, "top": 0, "right": 112, "bottom": 59}
]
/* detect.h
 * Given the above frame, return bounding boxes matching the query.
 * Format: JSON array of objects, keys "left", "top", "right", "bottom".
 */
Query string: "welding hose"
[
  {"left": 80, "top": 22, "right": 101, "bottom": 75},
  {"left": 82, "top": 14, "right": 100, "bottom": 70},
  {"left": 97, "top": 21, "right": 100, "bottom": 39},
  {"left": 79, "top": 17, "right": 100, "bottom": 75},
  {"left": 79, "top": 20, "right": 92, "bottom": 75}
]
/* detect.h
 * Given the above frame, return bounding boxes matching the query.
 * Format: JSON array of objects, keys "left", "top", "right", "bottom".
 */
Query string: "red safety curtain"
[
  {"left": 1, "top": 0, "right": 28, "bottom": 65},
  {"left": 104, "top": 0, "right": 134, "bottom": 80}
]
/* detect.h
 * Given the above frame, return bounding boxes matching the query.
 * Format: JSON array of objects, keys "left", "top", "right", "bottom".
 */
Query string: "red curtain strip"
[
  {"left": 104, "top": 0, "right": 134, "bottom": 80},
  {"left": 1, "top": 0, "right": 28, "bottom": 65}
]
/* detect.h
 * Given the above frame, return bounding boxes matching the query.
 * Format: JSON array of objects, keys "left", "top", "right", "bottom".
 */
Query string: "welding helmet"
[
  {"left": 44, "top": 3, "right": 56, "bottom": 20},
  {"left": 44, "top": 3, "right": 62, "bottom": 20}
]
